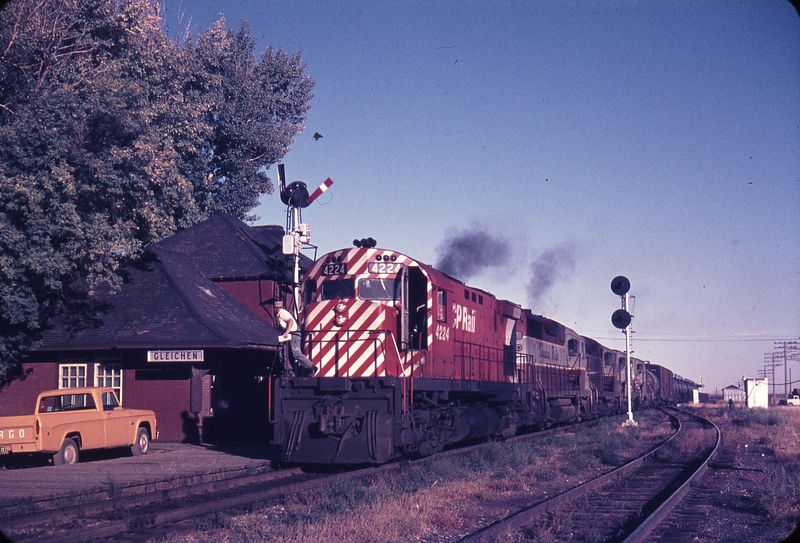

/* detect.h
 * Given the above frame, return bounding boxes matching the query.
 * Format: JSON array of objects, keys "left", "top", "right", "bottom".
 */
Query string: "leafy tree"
[{"left": 0, "top": 0, "right": 314, "bottom": 386}]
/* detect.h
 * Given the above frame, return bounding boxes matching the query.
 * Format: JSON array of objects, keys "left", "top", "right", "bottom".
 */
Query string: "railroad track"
[
  {"left": 1, "top": 412, "right": 678, "bottom": 543},
  {"left": 3, "top": 440, "right": 504, "bottom": 542},
  {"left": 2, "top": 467, "right": 316, "bottom": 543},
  {"left": 459, "top": 407, "right": 721, "bottom": 543}
]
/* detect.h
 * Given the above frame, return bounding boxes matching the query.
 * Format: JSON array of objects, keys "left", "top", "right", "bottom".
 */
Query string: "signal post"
[{"left": 611, "top": 276, "right": 637, "bottom": 427}]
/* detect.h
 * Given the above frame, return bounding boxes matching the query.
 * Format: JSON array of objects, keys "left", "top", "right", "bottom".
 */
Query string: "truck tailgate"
[{"left": 0, "top": 415, "right": 37, "bottom": 454}]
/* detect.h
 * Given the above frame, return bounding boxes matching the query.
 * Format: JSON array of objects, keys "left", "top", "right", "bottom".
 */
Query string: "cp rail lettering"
[{"left": 453, "top": 303, "right": 476, "bottom": 333}]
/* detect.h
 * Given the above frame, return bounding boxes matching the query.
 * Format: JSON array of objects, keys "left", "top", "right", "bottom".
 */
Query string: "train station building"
[{"left": 0, "top": 214, "right": 310, "bottom": 443}]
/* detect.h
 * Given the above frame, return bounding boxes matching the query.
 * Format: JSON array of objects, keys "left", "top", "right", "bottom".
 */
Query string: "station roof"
[
  {"left": 35, "top": 214, "right": 294, "bottom": 352},
  {"left": 153, "top": 213, "right": 311, "bottom": 281}
]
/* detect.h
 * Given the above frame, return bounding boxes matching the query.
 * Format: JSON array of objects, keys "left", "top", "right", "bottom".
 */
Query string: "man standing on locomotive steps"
[{"left": 274, "top": 300, "right": 317, "bottom": 376}]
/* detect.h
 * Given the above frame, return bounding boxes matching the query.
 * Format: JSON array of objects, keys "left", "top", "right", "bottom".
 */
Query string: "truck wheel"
[
  {"left": 131, "top": 427, "right": 150, "bottom": 456},
  {"left": 53, "top": 438, "right": 79, "bottom": 465}
]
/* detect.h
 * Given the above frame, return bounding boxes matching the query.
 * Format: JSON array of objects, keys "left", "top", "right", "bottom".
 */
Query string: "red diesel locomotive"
[{"left": 271, "top": 246, "right": 689, "bottom": 464}]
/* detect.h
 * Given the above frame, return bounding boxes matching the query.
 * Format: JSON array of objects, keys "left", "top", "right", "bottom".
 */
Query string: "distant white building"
[
  {"left": 722, "top": 385, "right": 745, "bottom": 403},
  {"left": 745, "top": 378, "right": 769, "bottom": 409}
]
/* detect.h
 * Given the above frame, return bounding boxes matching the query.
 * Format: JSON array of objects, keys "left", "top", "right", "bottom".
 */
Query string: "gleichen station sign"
[{"left": 147, "top": 350, "right": 204, "bottom": 362}]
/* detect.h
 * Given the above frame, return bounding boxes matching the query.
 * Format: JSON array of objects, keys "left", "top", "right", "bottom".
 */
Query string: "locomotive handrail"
[
  {"left": 305, "top": 328, "right": 392, "bottom": 377},
  {"left": 452, "top": 339, "right": 505, "bottom": 381}
]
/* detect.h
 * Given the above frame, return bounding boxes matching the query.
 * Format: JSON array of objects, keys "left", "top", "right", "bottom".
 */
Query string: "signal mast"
[
  {"left": 611, "top": 275, "right": 637, "bottom": 427},
  {"left": 277, "top": 164, "right": 333, "bottom": 314}
]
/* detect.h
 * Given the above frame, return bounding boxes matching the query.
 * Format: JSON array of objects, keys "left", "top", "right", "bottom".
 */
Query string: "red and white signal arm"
[{"left": 308, "top": 178, "right": 334, "bottom": 204}]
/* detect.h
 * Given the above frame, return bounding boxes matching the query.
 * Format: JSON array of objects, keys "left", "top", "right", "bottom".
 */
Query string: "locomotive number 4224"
[
  {"left": 367, "top": 262, "right": 403, "bottom": 274},
  {"left": 321, "top": 263, "right": 348, "bottom": 276}
]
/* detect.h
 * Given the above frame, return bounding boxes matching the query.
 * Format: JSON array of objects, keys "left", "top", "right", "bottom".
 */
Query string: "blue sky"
[{"left": 161, "top": 0, "right": 800, "bottom": 395}]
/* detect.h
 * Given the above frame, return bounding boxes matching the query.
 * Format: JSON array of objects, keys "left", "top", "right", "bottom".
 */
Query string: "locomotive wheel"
[
  {"left": 53, "top": 437, "right": 79, "bottom": 465},
  {"left": 131, "top": 427, "right": 150, "bottom": 456}
]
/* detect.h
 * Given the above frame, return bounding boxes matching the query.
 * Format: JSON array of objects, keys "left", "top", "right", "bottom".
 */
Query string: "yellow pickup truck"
[{"left": 0, "top": 387, "right": 156, "bottom": 465}]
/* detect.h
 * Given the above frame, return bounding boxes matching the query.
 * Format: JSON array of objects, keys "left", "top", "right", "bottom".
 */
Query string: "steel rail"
[
  {"left": 9, "top": 451, "right": 418, "bottom": 543},
  {"left": 621, "top": 407, "right": 722, "bottom": 543},
  {"left": 459, "top": 408, "right": 717, "bottom": 543}
]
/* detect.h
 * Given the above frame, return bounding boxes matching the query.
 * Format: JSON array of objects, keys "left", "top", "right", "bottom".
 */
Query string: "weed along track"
[
  {"left": 0, "top": 411, "right": 674, "bottom": 543},
  {"left": 6, "top": 408, "right": 791, "bottom": 542},
  {"left": 459, "top": 408, "right": 720, "bottom": 543},
  {"left": 1, "top": 467, "right": 324, "bottom": 542}
]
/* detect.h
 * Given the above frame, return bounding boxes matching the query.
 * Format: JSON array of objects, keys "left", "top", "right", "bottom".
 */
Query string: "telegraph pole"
[
  {"left": 773, "top": 340, "right": 800, "bottom": 401},
  {"left": 764, "top": 341, "right": 800, "bottom": 406},
  {"left": 762, "top": 352, "right": 783, "bottom": 405}
]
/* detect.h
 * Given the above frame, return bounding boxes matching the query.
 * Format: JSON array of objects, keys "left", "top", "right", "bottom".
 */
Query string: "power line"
[{"left": 591, "top": 336, "right": 798, "bottom": 343}]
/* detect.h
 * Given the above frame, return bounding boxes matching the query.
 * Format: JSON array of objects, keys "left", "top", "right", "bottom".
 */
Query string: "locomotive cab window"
[
  {"left": 568, "top": 338, "right": 579, "bottom": 357},
  {"left": 358, "top": 278, "right": 398, "bottom": 300},
  {"left": 437, "top": 290, "right": 447, "bottom": 322},
  {"left": 304, "top": 279, "right": 317, "bottom": 305},
  {"left": 321, "top": 279, "right": 355, "bottom": 300}
]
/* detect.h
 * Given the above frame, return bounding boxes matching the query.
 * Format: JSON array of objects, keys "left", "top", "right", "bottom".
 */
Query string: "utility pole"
[
  {"left": 763, "top": 341, "right": 799, "bottom": 403},
  {"left": 774, "top": 340, "right": 800, "bottom": 400},
  {"left": 762, "top": 352, "right": 783, "bottom": 405}
]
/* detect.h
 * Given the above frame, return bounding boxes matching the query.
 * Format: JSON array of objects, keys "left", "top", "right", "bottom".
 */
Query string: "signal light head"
[
  {"left": 611, "top": 276, "right": 631, "bottom": 296},
  {"left": 611, "top": 309, "right": 632, "bottom": 329}
]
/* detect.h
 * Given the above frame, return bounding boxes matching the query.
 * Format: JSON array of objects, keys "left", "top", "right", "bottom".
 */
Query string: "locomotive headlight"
[{"left": 333, "top": 302, "right": 348, "bottom": 326}]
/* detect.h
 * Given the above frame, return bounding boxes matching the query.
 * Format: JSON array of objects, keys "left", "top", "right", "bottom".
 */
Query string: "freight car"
[{"left": 271, "top": 246, "right": 689, "bottom": 465}]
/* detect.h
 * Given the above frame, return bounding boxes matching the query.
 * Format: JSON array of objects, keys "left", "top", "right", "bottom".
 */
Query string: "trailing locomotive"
[{"left": 271, "top": 246, "right": 693, "bottom": 464}]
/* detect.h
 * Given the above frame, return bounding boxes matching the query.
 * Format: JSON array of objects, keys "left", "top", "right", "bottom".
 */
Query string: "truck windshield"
[
  {"left": 358, "top": 278, "right": 397, "bottom": 300},
  {"left": 321, "top": 279, "right": 355, "bottom": 300}
]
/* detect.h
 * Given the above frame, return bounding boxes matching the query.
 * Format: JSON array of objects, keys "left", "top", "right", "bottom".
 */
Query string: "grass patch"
[{"left": 162, "top": 410, "right": 674, "bottom": 543}]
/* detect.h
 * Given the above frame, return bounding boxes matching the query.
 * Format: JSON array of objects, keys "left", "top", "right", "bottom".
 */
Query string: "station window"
[
  {"left": 59, "top": 364, "right": 87, "bottom": 389},
  {"left": 95, "top": 364, "right": 123, "bottom": 404}
]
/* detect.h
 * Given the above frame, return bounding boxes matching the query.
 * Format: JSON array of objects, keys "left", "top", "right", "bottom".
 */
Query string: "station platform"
[{"left": 0, "top": 441, "right": 277, "bottom": 512}]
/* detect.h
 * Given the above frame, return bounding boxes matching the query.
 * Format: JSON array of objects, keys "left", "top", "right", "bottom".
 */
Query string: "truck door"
[{"left": 102, "top": 391, "right": 132, "bottom": 447}]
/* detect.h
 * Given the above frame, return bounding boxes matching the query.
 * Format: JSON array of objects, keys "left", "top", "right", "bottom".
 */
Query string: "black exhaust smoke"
[{"left": 435, "top": 226, "right": 511, "bottom": 281}]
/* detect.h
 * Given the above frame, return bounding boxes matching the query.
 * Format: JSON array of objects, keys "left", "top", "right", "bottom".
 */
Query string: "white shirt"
[{"left": 276, "top": 308, "right": 298, "bottom": 334}]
